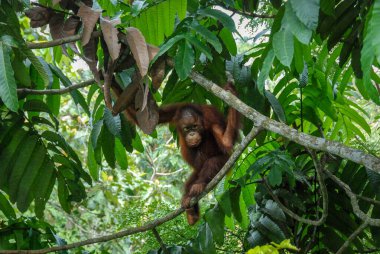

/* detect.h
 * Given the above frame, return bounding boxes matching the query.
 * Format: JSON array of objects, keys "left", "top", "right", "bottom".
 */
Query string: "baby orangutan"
[{"left": 158, "top": 82, "right": 240, "bottom": 225}]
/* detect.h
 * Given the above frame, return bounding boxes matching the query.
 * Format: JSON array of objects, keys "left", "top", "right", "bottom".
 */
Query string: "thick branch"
[
  {"left": 0, "top": 127, "right": 261, "bottom": 254},
  {"left": 27, "top": 31, "right": 102, "bottom": 49},
  {"left": 17, "top": 79, "right": 95, "bottom": 95},
  {"left": 188, "top": 71, "right": 380, "bottom": 173}
]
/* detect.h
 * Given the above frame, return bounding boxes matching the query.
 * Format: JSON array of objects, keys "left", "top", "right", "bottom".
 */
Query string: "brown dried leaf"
[
  {"left": 112, "top": 75, "right": 139, "bottom": 115},
  {"left": 53, "top": 0, "right": 61, "bottom": 5},
  {"left": 150, "top": 57, "right": 166, "bottom": 89},
  {"left": 77, "top": 5, "right": 101, "bottom": 46},
  {"left": 83, "top": 37, "right": 100, "bottom": 83},
  {"left": 25, "top": 7, "right": 53, "bottom": 28},
  {"left": 100, "top": 17, "right": 121, "bottom": 61},
  {"left": 135, "top": 85, "right": 159, "bottom": 134},
  {"left": 59, "top": 0, "right": 78, "bottom": 12},
  {"left": 125, "top": 27, "right": 149, "bottom": 77},
  {"left": 147, "top": 44, "right": 159, "bottom": 61},
  {"left": 49, "top": 13, "right": 65, "bottom": 40},
  {"left": 63, "top": 16, "right": 81, "bottom": 54}
]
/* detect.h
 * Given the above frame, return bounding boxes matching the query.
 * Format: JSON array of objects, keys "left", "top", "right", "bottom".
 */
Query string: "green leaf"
[
  {"left": 293, "top": 39, "right": 304, "bottom": 73},
  {"left": 184, "top": 34, "right": 213, "bottom": 61},
  {"left": 57, "top": 174, "right": 71, "bottom": 213},
  {"left": 289, "top": 0, "right": 320, "bottom": 30},
  {"left": 0, "top": 128, "right": 27, "bottom": 188},
  {"left": 198, "top": 8, "right": 236, "bottom": 32},
  {"left": 23, "top": 49, "right": 52, "bottom": 88},
  {"left": 104, "top": 107, "right": 122, "bottom": 138},
  {"left": 46, "top": 76, "right": 61, "bottom": 116},
  {"left": 361, "top": 0, "right": 380, "bottom": 105},
  {"left": 49, "top": 64, "right": 91, "bottom": 114},
  {"left": 0, "top": 191, "right": 16, "bottom": 219},
  {"left": 205, "top": 205, "right": 225, "bottom": 245},
  {"left": 174, "top": 40, "right": 195, "bottom": 80},
  {"left": 8, "top": 135, "right": 38, "bottom": 203},
  {"left": 219, "top": 27, "right": 237, "bottom": 56},
  {"left": 102, "top": 125, "right": 116, "bottom": 168},
  {"left": 115, "top": 139, "right": 128, "bottom": 170},
  {"left": 87, "top": 142, "right": 99, "bottom": 180},
  {"left": 282, "top": 2, "right": 312, "bottom": 44},
  {"left": 16, "top": 141, "right": 47, "bottom": 212},
  {"left": 151, "top": 35, "right": 185, "bottom": 65},
  {"left": 190, "top": 21, "right": 222, "bottom": 53},
  {"left": 91, "top": 120, "right": 104, "bottom": 149},
  {"left": 23, "top": 99, "right": 52, "bottom": 114},
  {"left": 230, "top": 186, "right": 242, "bottom": 223},
  {"left": 257, "top": 49, "right": 275, "bottom": 94},
  {"left": 0, "top": 42, "right": 18, "bottom": 112},
  {"left": 265, "top": 91, "right": 286, "bottom": 123},
  {"left": 273, "top": 28, "right": 294, "bottom": 67},
  {"left": 320, "top": 0, "right": 335, "bottom": 16},
  {"left": 198, "top": 223, "right": 216, "bottom": 254},
  {"left": 31, "top": 157, "right": 55, "bottom": 217}
]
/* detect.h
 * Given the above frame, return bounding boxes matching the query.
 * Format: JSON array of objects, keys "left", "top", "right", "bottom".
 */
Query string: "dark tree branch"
[
  {"left": 17, "top": 79, "right": 95, "bottom": 95},
  {"left": 0, "top": 127, "right": 261, "bottom": 254}
]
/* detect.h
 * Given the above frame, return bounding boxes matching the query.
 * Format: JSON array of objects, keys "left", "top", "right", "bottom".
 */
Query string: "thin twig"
[
  {"left": 27, "top": 31, "right": 102, "bottom": 49},
  {"left": 151, "top": 228, "right": 169, "bottom": 254},
  {"left": 336, "top": 221, "right": 369, "bottom": 254},
  {"left": 17, "top": 79, "right": 95, "bottom": 95}
]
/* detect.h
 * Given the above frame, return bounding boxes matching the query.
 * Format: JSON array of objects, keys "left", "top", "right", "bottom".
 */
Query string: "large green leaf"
[
  {"left": 16, "top": 140, "right": 47, "bottom": 212},
  {"left": 8, "top": 135, "right": 38, "bottom": 203},
  {"left": 0, "top": 42, "right": 18, "bottom": 112},
  {"left": 361, "top": 0, "right": 380, "bottom": 105},
  {"left": 190, "top": 21, "right": 222, "bottom": 53},
  {"left": 198, "top": 223, "right": 216, "bottom": 254},
  {"left": 115, "top": 139, "right": 128, "bottom": 170},
  {"left": 174, "top": 40, "right": 195, "bottom": 80},
  {"left": 265, "top": 90, "right": 286, "bottom": 123},
  {"left": 205, "top": 205, "right": 225, "bottom": 245},
  {"left": 282, "top": 2, "right": 312, "bottom": 44},
  {"left": 104, "top": 107, "right": 122, "bottom": 138},
  {"left": 0, "top": 192, "right": 16, "bottom": 219},
  {"left": 257, "top": 49, "right": 275, "bottom": 94},
  {"left": 273, "top": 28, "right": 294, "bottom": 67},
  {"left": 129, "top": 0, "right": 187, "bottom": 45},
  {"left": 198, "top": 8, "right": 236, "bottom": 32},
  {"left": 289, "top": 0, "right": 320, "bottom": 30},
  {"left": 49, "top": 64, "right": 91, "bottom": 114},
  {"left": 219, "top": 27, "right": 237, "bottom": 56},
  {"left": 0, "top": 128, "right": 27, "bottom": 188},
  {"left": 102, "top": 125, "right": 116, "bottom": 168}
]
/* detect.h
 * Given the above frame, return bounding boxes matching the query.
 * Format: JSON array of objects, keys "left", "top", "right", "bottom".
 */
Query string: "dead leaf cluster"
[{"left": 25, "top": 0, "right": 168, "bottom": 134}]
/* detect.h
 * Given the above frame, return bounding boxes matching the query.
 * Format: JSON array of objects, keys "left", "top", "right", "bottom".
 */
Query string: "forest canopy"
[{"left": 0, "top": 0, "right": 380, "bottom": 253}]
